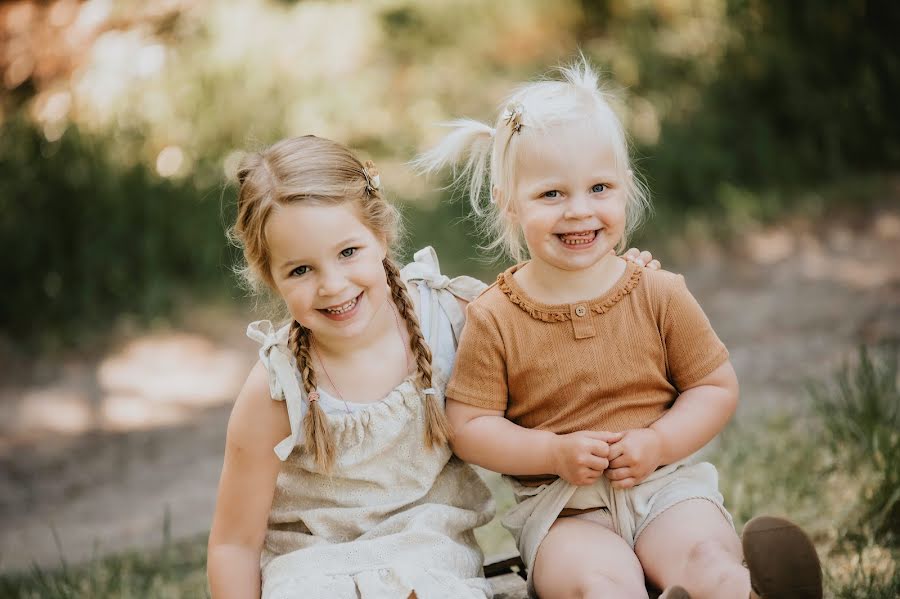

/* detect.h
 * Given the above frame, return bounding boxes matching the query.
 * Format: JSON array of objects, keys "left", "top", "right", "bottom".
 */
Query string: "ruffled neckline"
[
  {"left": 316, "top": 373, "right": 418, "bottom": 413},
  {"left": 497, "top": 260, "right": 643, "bottom": 322}
]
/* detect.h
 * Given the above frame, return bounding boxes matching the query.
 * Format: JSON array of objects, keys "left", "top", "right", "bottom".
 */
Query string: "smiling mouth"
[
  {"left": 557, "top": 230, "right": 598, "bottom": 246},
  {"left": 319, "top": 292, "right": 362, "bottom": 315}
]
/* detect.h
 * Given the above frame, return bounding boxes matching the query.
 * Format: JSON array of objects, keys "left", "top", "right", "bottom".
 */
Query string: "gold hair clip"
[
  {"left": 363, "top": 160, "right": 381, "bottom": 193},
  {"left": 502, "top": 103, "right": 524, "bottom": 134}
]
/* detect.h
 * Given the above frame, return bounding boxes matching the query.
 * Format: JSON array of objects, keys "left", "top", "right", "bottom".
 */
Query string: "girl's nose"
[
  {"left": 563, "top": 193, "right": 593, "bottom": 220},
  {"left": 317, "top": 270, "right": 348, "bottom": 297}
]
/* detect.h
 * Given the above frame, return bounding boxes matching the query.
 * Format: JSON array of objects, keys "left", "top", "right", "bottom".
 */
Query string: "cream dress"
[{"left": 246, "top": 247, "right": 495, "bottom": 599}]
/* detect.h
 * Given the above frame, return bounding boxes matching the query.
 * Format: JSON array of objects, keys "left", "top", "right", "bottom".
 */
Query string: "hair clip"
[
  {"left": 307, "top": 390, "right": 320, "bottom": 403},
  {"left": 502, "top": 103, "right": 524, "bottom": 134},
  {"left": 363, "top": 160, "right": 381, "bottom": 193},
  {"left": 423, "top": 388, "right": 437, "bottom": 396}
]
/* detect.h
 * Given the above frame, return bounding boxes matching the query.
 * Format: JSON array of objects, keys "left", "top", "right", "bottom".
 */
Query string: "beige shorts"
[{"left": 564, "top": 460, "right": 733, "bottom": 547}]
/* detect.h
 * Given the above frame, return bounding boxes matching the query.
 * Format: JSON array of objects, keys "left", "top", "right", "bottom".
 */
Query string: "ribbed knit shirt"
[{"left": 447, "top": 261, "right": 729, "bottom": 474}]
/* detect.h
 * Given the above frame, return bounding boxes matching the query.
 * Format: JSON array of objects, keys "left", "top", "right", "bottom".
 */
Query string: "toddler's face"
[
  {"left": 508, "top": 120, "right": 627, "bottom": 272},
  {"left": 265, "top": 201, "right": 389, "bottom": 343}
]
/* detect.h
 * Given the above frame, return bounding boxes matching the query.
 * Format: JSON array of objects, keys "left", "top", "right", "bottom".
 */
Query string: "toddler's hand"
[
  {"left": 619, "top": 247, "right": 661, "bottom": 270},
  {"left": 604, "top": 428, "right": 663, "bottom": 489},
  {"left": 551, "top": 430, "right": 624, "bottom": 486}
]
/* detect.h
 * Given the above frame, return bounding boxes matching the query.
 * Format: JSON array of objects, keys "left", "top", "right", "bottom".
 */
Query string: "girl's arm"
[
  {"left": 207, "top": 361, "right": 290, "bottom": 598},
  {"left": 605, "top": 360, "right": 739, "bottom": 488},
  {"left": 446, "top": 399, "right": 622, "bottom": 486}
]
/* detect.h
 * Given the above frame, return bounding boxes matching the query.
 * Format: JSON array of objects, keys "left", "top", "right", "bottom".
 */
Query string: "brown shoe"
[
  {"left": 660, "top": 585, "right": 692, "bottom": 599},
  {"left": 742, "top": 516, "right": 822, "bottom": 599}
]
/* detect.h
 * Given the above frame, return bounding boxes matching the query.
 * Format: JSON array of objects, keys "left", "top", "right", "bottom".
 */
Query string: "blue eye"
[
  {"left": 291, "top": 265, "right": 310, "bottom": 277},
  {"left": 340, "top": 247, "right": 357, "bottom": 258},
  {"left": 542, "top": 190, "right": 560, "bottom": 198},
  {"left": 592, "top": 183, "right": 608, "bottom": 193}
]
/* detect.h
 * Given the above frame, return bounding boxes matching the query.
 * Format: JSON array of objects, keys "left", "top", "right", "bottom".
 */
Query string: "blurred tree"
[
  {"left": 1, "top": 0, "right": 897, "bottom": 348},
  {"left": 642, "top": 0, "right": 900, "bottom": 218},
  {"left": 0, "top": 116, "right": 230, "bottom": 348}
]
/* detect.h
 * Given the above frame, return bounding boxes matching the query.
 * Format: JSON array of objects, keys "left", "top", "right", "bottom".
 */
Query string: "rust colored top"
[{"left": 447, "top": 261, "right": 729, "bottom": 482}]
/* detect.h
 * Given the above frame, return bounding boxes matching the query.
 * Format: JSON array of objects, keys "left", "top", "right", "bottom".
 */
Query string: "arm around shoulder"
[{"left": 207, "top": 361, "right": 290, "bottom": 599}]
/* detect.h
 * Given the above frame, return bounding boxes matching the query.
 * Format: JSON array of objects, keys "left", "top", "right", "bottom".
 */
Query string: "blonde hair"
[
  {"left": 231, "top": 136, "right": 451, "bottom": 472},
  {"left": 415, "top": 57, "right": 651, "bottom": 262}
]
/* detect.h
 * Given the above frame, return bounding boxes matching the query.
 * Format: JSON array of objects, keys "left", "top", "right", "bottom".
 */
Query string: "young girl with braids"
[
  {"left": 204, "top": 134, "right": 493, "bottom": 599},
  {"left": 417, "top": 59, "right": 823, "bottom": 599},
  {"left": 207, "top": 135, "right": 660, "bottom": 598}
]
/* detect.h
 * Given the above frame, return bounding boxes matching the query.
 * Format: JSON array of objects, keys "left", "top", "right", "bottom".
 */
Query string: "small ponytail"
[
  {"left": 382, "top": 258, "right": 453, "bottom": 447},
  {"left": 289, "top": 321, "right": 336, "bottom": 472},
  {"left": 412, "top": 119, "right": 495, "bottom": 217},
  {"left": 414, "top": 114, "right": 530, "bottom": 262}
]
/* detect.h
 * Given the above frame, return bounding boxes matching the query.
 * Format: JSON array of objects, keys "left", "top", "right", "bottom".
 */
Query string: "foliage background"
[
  {"left": 1, "top": 2, "right": 898, "bottom": 596},
  {"left": 2, "top": 0, "right": 898, "bottom": 349}
]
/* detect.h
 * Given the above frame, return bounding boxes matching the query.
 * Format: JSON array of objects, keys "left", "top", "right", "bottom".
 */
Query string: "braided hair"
[{"left": 232, "top": 135, "right": 451, "bottom": 472}]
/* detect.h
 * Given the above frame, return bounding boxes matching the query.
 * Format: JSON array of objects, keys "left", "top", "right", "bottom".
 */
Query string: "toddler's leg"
[
  {"left": 634, "top": 499, "right": 748, "bottom": 599},
  {"left": 532, "top": 515, "right": 648, "bottom": 599}
]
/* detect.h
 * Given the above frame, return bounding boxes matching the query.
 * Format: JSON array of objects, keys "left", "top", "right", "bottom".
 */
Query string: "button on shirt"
[{"left": 570, "top": 303, "right": 595, "bottom": 338}]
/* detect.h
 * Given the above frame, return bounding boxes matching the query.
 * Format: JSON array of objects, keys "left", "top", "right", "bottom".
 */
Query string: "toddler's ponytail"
[{"left": 412, "top": 119, "right": 495, "bottom": 218}]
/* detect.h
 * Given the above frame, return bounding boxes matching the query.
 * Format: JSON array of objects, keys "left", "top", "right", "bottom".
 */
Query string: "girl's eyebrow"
[
  {"left": 277, "top": 237, "right": 365, "bottom": 269},
  {"left": 525, "top": 173, "right": 617, "bottom": 190},
  {"left": 278, "top": 257, "right": 306, "bottom": 270},
  {"left": 524, "top": 178, "right": 564, "bottom": 189}
]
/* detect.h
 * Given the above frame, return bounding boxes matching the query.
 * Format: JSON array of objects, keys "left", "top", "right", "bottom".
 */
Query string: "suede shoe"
[{"left": 742, "top": 516, "right": 822, "bottom": 599}]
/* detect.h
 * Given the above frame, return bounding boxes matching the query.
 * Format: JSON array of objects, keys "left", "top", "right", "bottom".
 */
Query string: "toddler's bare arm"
[{"left": 447, "top": 399, "right": 622, "bottom": 486}]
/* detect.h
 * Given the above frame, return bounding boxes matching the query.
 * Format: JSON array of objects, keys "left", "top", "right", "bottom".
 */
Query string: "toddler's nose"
[{"left": 564, "top": 194, "right": 593, "bottom": 220}]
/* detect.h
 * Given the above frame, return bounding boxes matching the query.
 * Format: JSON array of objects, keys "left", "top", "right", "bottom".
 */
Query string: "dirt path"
[{"left": 1, "top": 208, "right": 897, "bottom": 573}]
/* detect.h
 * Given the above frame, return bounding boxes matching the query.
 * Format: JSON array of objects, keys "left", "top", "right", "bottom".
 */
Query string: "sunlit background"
[{"left": 0, "top": 1, "right": 897, "bottom": 596}]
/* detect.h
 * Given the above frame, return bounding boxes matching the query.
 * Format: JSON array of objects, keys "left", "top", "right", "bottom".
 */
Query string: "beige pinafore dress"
[{"left": 246, "top": 247, "right": 495, "bottom": 599}]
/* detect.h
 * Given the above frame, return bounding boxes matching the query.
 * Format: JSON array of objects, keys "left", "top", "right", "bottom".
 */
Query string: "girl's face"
[
  {"left": 508, "top": 120, "right": 627, "bottom": 272},
  {"left": 265, "top": 201, "right": 389, "bottom": 343}
]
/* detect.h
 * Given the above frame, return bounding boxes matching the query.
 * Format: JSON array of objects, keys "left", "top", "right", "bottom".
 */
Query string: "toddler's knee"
[
  {"left": 572, "top": 571, "right": 648, "bottom": 599},
  {"left": 686, "top": 539, "right": 732, "bottom": 566},
  {"left": 685, "top": 539, "right": 746, "bottom": 586}
]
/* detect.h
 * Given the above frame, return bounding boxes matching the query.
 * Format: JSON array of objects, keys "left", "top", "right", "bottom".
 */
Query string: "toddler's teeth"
[{"left": 559, "top": 231, "right": 597, "bottom": 245}]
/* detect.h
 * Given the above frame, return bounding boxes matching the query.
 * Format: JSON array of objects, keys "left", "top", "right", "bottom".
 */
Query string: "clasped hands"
[{"left": 550, "top": 428, "right": 663, "bottom": 489}]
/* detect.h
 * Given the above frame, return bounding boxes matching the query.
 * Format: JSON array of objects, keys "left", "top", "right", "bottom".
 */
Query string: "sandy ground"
[{"left": 1, "top": 207, "right": 898, "bottom": 574}]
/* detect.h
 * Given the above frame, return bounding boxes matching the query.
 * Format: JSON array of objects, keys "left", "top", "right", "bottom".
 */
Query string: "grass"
[
  {"left": 2, "top": 347, "right": 897, "bottom": 597},
  {"left": 810, "top": 346, "right": 900, "bottom": 545},
  {"left": 711, "top": 345, "right": 900, "bottom": 597},
  {"left": 0, "top": 536, "right": 209, "bottom": 599}
]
